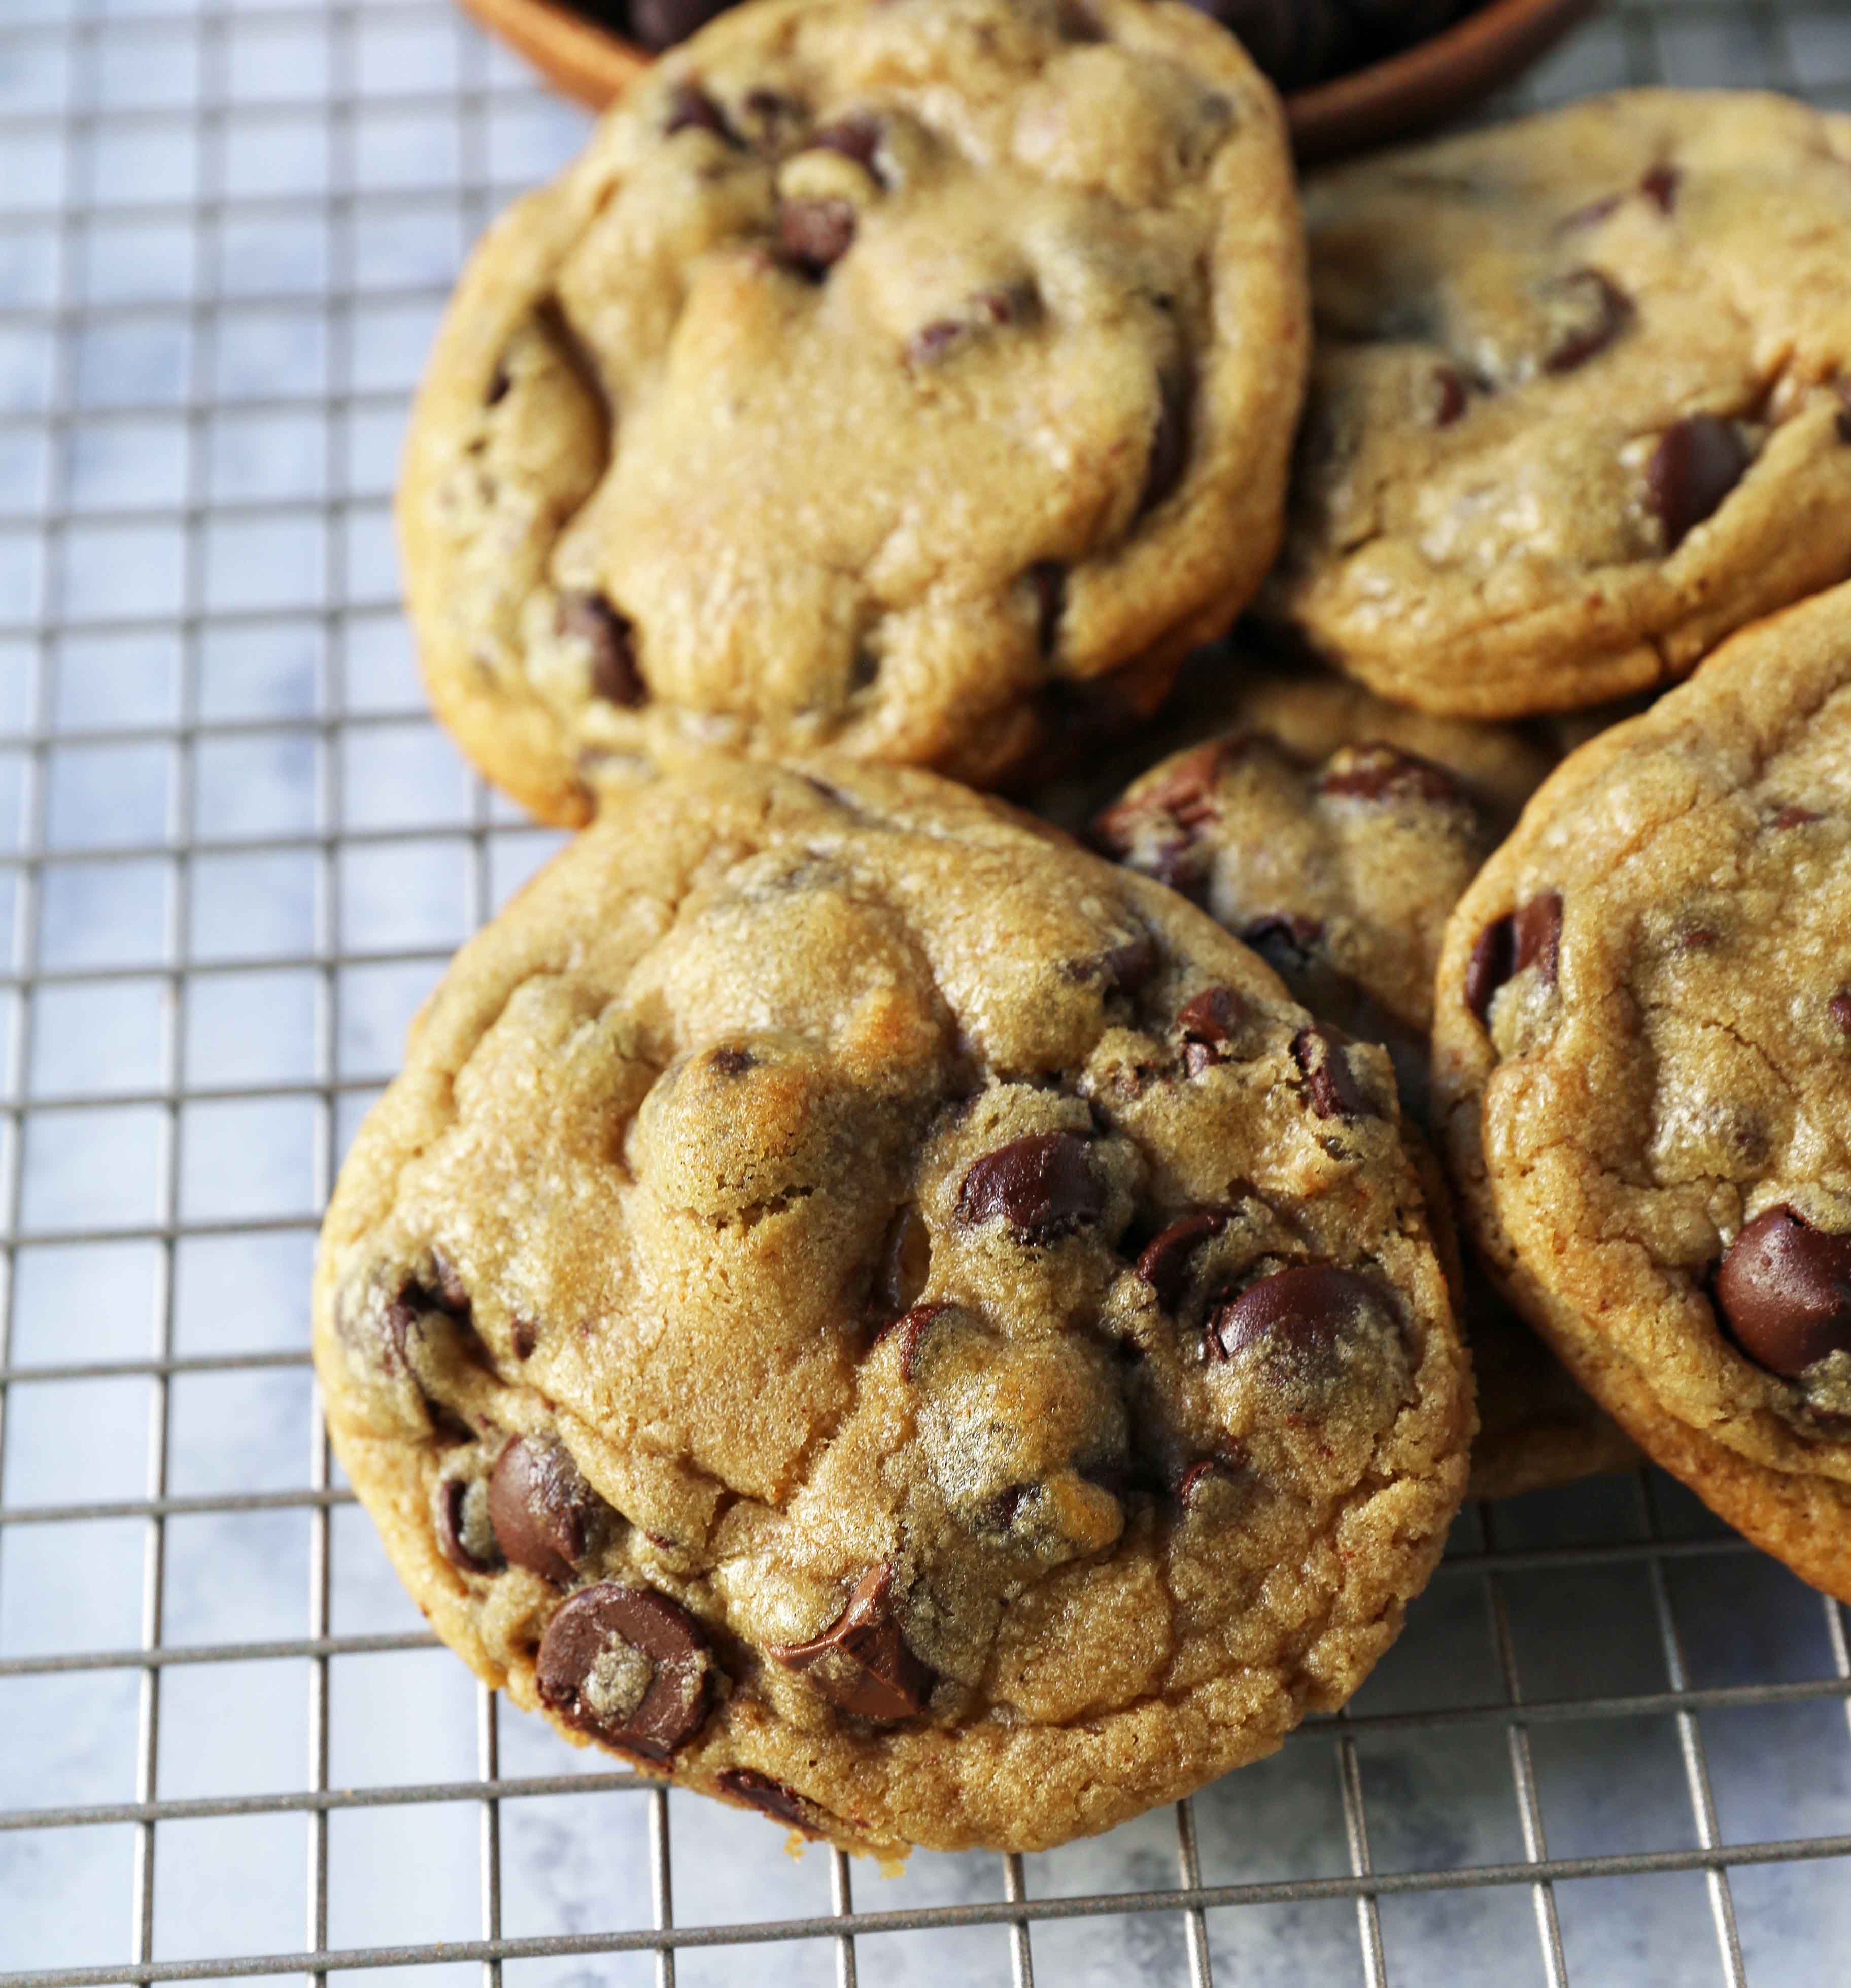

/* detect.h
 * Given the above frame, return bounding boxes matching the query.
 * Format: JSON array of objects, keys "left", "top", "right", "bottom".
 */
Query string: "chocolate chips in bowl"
[{"left": 452, "top": 0, "right": 1598, "bottom": 162}]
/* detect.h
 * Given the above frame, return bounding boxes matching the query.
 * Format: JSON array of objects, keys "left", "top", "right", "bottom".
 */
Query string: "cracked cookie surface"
[
  {"left": 1433, "top": 583, "right": 1851, "bottom": 1594},
  {"left": 1087, "top": 662, "right": 1637, "bottom": 1501},
  {"left": 398, "top": 0, "right": 1306, "bottom": 825},
  {"left": 313, "top": 756, "right": 1469, "bottom": 1856},
  {"left": 1271, "top": 90, "right": 1851, "bottom": 719}
]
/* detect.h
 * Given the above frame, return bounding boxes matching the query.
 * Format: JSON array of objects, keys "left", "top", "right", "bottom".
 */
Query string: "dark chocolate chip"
[
  {"left": 1647, "top": 415, "right": 1753, "bottom": 551},
  {"left": 809, "top": 114, "right": 880, "bottom": 171},
  {"left": 663, "top": 81, "right": 736, "bottom": 141},
  {"left": 511, "top": 1319, "right": 538, "bottom": 1362},
  {"left": 488, "top": 1437, "right": 611, "bottom": 1588},
  {"left": 1026, "top": 562, "right": 1065, "bottom": 659},
  {"left": 771, "top": 1563, "right": 932, "bottom": 1721},
  {"left": 1207, "top": 1263, "right": 1391, "bottom": 1364},
  {"left": 1139, "top": 367, "right": 1192, "bottom": 516},
  {"left": 779, "top": 198, "right": 856, "bottom": 277},
  {"left": 708, "top": 1045, "right": 756, "bottom": 1076},
  {"left": 558, "top": 594, "right": 645, "bottom": 707},
  {"left": 878, "top": 1207, "right": 931, "bottom": 1315},
  {"left": 1240, "top": 913, "right": 1324, "bottom": 979},
  {"left": 875, "top": 1300, "right": 952, "bottom": 1378},
  {"left": 1431, "top": 364, "right": 1468, "bottom": 427},
  {"left": 1318, "top": 742, "right": 1467, "bottom": 808},
  {"left": 535, "top": 1582, "right": 714, "bottom": 1763},
  {"left": 1177, "top": 986, "right": 1246, "bottom": 1075},
  {"left": 956, "top": 1132, "right": 1104, "bottom": 1244},
  {"left": 1715, "top": 1206, "right": 1851, "bottom": 1378},
  {"left": 1640, "top": 164, "right": 1681, "bottom": 213},
  {"left": 1540, "top": 268, "right": 1631, "bottom": 373},
  {"left": 630, "top": 0, "right": 734, "bottom": 51},
  {"left": 1291, "top": 1023, "right": 1377, "bottom": 1122},
  {"left": 436, "top": 1467, "right": 503, "bottom": 1575},
  {"left": 1830, "top": 990, "right": 1851, "bottom": 1037},
  {"left": 1067, "top": 931, "right": 1157, "bottom": 996},
  {"left": 1465, "top": 891, "right": 1563, "bottom": 1026},
  {"left": 717, "top": 1768, "right": 824, "bottom": 1836},
  {"left": 1136, "top": 1210, "right": 1229, "bottom": 1310}
]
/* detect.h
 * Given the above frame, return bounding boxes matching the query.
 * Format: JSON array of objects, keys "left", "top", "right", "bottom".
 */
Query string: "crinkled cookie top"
[
  {"left": 314, "top": 757, "right": 1468, "bottom": 1856},
  {"left": 1274, "top": 90, "right": 1851, "bottom": 718},
  {"left": 398, "top": 0, "right": 1306, "bottom": 824}
]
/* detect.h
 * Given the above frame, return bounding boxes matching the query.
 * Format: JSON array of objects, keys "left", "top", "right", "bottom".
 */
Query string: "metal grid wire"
[{"left": 2, "top": 0, "right": 1851, "bottom": 1983}]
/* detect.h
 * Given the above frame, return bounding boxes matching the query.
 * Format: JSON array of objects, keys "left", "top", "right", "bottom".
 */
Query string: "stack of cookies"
[{"left": 313, "top": 0, "right": 1851, "bottom": 1862}]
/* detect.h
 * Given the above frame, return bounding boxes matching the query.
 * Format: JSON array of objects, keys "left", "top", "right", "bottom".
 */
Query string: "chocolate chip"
[
  {"left": 435, "top": 1466, "right": 503, "bottom": 1575},
  {"left": 708, "top": 1045, "right": 756, "bottom": 1076},
  {"left": 1640, "top": 164, "right": 1681, "bottom": 213},
  {"left": 1068, "top": 931, "right": 1157, "bottom": 997},
  {"left": 663, "top": 81, "right": 736, "bottom": 141},
  {"left": 488, "top": 1437, "right": 611, "bottom": 1588},
  {"left": 1647, "top": 415, "right": 1753, "bottom": 551},
  {"left": 1025, "top": 562, "right": 1065, "bottom": 659},
  {"left": 630, "top": 0, "right": 733, "bottom": 50},
  {"left": 717, "top": 1768, "right": 824, "bottom": 1836},
  {"left": 1177, "top": 986, "right": 1245, "bottom": 1075},
  {"left": 1715, "top": 1207, "right": 1851, "bottom": 1378},
  {"left": 1240, "top": 913, "right": 1324, "bottom": 979},
  {"left": 1540, "top": 268, "right": 1631, "bottom": 373},
  {"left": 875, "top": 1300, "right": 950, "bottom": 1378},
  {"left": 1830, "top": 990, "right": 1851, "bottom": 1036},
  {"left": 1139, "top": 368, "right": 1192, "bottom": 517},
  {"left": 1774, "top": 803, "right": 1821, "bottom": 829},
  {"left": 956, "top": 1133, "right": 1104, "bottom": 1243},
  {"left": 486, "top": 365, "right": 511, "bottom": 407},
  {"left": 779, "top": 198, "right": 856, "bottom": 278},
  {"left": 1465, "top": 891, "right": 1562, "bottom": 1026},
  {"left": 1291, "top": 1023, "right": 1377, "bottom": 1121},
  {"left": 535, "top": 1583, "right": 715, "bottom": 1763},
  {"left": 1431, "top": 365, "right": 1468, "bottom": 427},
  {"left": 878, "top": 1208, "right": 931, "bottom": 1315},
  {"left": 1176, "top": 1456, "right": 1241, "bottom": 1506},
  {"left": 1136, "top": 1210, "right": 1230, "bottom": 1310},
  {"left": 771, "top": 1563, "right": 931, "bottom": 1721},
  {"left": 1318, "top": 742, "right": 1467, "bottom": 808},
  {"left": 430, "top": 1249, "right": 471, "bottom": 1317},
  {"left": 1207, "top": 1263, "right": 1392, "bottom": 1364},
  {"left": 809, "top": 114, "right": 880, "bottom": 171},
  {"left": 558, "top": 594, "right": 645, "bottom": 707},
  {"left": 511, "top": 1320, "right": 538, "bottom": 1361}
]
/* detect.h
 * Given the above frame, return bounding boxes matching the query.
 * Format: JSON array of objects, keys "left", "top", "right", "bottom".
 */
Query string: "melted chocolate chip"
[
  {"left": 488, "top": 1437, "right": 611, "bottom": 1588},
  {"left": 1640, "top": 164, "right": 1681, "bottom": 213},
  {"left": 535, "top": 1583, "right": 714, "bottom": 1763},
  {"left": 1136, "top": 1210, "right": 1229, "bottom": 1310},
  {"left": 1432, "top": 364, "right": 1468, "bottom": 427},
  {"left": 779, "top": 198, "right": 856, "bottom": 278},
  {"left": 771, "top": 1563, "right": 932, "bottom": 1721},
  {"left": 1140, "top": 367, "right": 1192, "bottom": 516},
  {"left": 1715, "top": 1207, "right": 1851, "bottom": 1378},
  {"left": 663, "top": 81, "right": 736, "bottom": 141},
  {"left": 1027, "top": 562, "right": 1065, "bottom": 659},
  {"left": 809, "top": 114, "right": 880, "bottom": 171},
  {"left": 1241, "top": 913, "right": 1324, "bottom": 978},
  {"left": 878, "top": 1207, "right": 931, "bottom": 1315},
  {"left": 1175, "top": 1456, "right": 1242, "bottom": 1506},
  {"left": 717, "top": 1768, "right": 824, "bottom": 1836},
  {"left": 1540, "top": 269, "right": 1631, "bottom": 373},
  {"left": 558, "top": 594, "right": 645, "bottom": 707},
  {"left": 1647, "top": 415, "right": 1753, "bottom": 551},
  {"left": 956, "top": 1133, "right": 1104, "bottom": 1243},
  {"left": 1207, "top": 1263, "right": 1391, "bottom": 1364},
  {"left": 1318, "top": 742, "right": 1467, "bottom": 808},
  {"left": 511, "top": 1320, "right": 538, "bottom": 1362},
  {"left": 1830, "top": 990, "right": 1851, "bottom": 1037},
  {"left": 1291, "top": 1024, "right": 1377, "bottom": 1121},
  {"left": 630, "top": 0, "right": 733, "bottom": 50},
  {"left": 1465, "top": 891, "right": 1563, "bottom": 1025},
  {"left": 876, "top": 1300, "right": 951, "bottom": 1379},
  {"left": 1176, "top": 986, "right": 1246, "bottom": 1075},
  {"left": 436, "top": 1467, "right": 503, "bottom": 1575}
]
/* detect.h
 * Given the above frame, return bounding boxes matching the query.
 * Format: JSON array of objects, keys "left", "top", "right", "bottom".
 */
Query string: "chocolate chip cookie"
[
  {"left": 1271, "top": 90, "right": 1851, "bottom": 719},
  {"left": 399, "top": 0, "right": 1307, "bottom": 826},
  {"left": 1088, "top": 661, "right": 1637, "bottom": 1499},
  {"left": 1433, "top": 583, "right": 1851, "bottom": 1594},
  {"left": 314, "top": 756, "right": 1470, "bottom": 1855}
]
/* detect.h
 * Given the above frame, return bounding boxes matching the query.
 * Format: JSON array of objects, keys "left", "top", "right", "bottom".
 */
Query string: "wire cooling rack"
[{"left": 3, "top": 1, "right": 1851, "bottom": 1984}]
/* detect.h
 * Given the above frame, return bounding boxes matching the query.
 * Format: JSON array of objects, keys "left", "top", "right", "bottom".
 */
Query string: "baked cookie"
[
  {"left": 314, "top": 757, "right": 1470, "bottom": 1856},
  {"left": 1272, "top": 90, "right": 1851, "bottom": 718},
  {"left": 1432, "top": 583, "right": 1851, "bottom": 1595},
  {"left": 1088, "top": 663, "right": 1637, "bottom": 1499},
  {"left": 399, "top": 0, "right": 1307, "bottom": 826}
]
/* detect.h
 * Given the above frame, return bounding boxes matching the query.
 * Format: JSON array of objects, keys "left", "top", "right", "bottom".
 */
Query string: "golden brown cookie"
[
  {"left": 1433, "top": 584, "right": 1851, "bottom": 1595},
  {"left": 399, "top": 0, "right": 1307, "bottom": 824},
  {"left": 314, "top": 756, "right": 1470, "bottom": 1856},
  {"left": 1272, "top": 90, "right": 1851, "bottom": 718},
  {"left": 1088, "top": 662, "right": 1640, "bottom": 1500}
]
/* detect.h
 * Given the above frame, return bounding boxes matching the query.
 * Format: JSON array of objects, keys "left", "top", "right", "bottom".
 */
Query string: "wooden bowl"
[{"left": 456, "top": 0, "right": 1599, "bottom": 161}]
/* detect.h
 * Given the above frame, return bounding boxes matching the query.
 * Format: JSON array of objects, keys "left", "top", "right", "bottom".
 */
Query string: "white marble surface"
[{"left": 2, "top": 2, "right": 1850, "bottom": 1983}]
